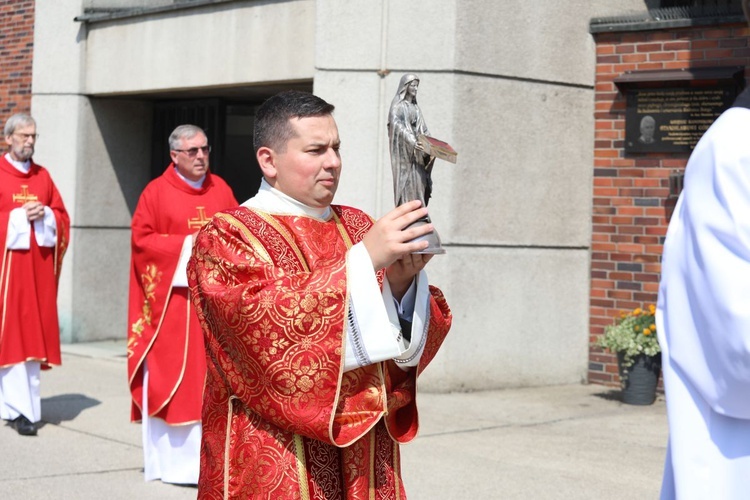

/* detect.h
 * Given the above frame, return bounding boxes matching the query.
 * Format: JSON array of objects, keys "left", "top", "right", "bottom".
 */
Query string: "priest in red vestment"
[
  {"left": 189, "top": 91, "right": 452, "bottom": 499},
  {"left": 0, "top": 113, "right": 69, "bottom": 437},
  {"left": 128, "top": 124, "right": 237, "bottom": 484}
]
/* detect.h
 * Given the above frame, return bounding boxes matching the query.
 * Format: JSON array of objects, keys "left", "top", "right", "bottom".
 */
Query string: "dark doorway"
[
  {"left": 151, "top": 98, "right": 260, "bottom": 203},
  {"left": 149, "top": 82, "right": 314, "bottom": 202}
]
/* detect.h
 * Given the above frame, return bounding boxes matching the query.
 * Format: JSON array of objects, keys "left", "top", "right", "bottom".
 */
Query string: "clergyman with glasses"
[
  {"left": 127, "top": 124, "right": 237, "bottom": 485},
  {"left": 0, "top": 113, "right": 69, "bottom": 437}
]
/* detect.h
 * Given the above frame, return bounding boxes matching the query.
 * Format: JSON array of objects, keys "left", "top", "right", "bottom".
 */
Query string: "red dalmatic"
[
  {"left": 128, "top": 165, "right": 237, "bottom": 424},
  {"left": 189, "top": 205, "right": 452, "bottom": 499},
  {"left": 0, "top": 156, "right": 69, "bottom": 369}
]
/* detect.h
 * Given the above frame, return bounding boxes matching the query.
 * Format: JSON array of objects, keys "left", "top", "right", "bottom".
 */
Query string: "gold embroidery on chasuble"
[
  {"left": 214, "top": 212, "right": 274, "bottom": 265},
  {"left": 303, "top": 436, "right": 344, "bottom": 499},
  {"left": 128, "top": 264, "right": 162, "bottom": 357},
  {"left": 200, "top": 207, "right": 407, "bottom": 498},
  {"left": 215, "top": 209, "right": 348, "bottom": 423},
  {"left": 55, "top": 226, "right": 68, "bottom": 276},
  {"left": 373, "top": 423, "right": 399, "bottom": 500},
  {"left": 1, "top": 252, "right": 13, "bottom": 335},
  {"left": 187, "top": 206, "right": 210, "bottom": 231},
  {"left": 12, "top": 185, "right": 38, "bottom": 204}
]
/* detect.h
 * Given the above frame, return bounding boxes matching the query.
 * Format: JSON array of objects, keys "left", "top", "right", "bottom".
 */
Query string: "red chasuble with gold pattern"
[
  {"left": 128, "top": 165, "right": 237, "bottom": 425},
  {"left": 188, "top": 205, "right": 452, "bottom": 499},
  {"left": 0, "top": 156, "right": 69, "bottom": 369}
]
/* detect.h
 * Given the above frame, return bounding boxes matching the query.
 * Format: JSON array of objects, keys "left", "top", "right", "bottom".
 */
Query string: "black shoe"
[{"left": 11, "top": 416, "right": 37, "bottom": 436}]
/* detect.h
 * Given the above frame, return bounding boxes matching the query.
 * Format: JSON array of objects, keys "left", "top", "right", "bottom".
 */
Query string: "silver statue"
[
  {"left": 387, "top": 73, "right": 436, "bottom": 208},
  {"left": 387, "top": 74, "right": 456, "bottom": 254}
]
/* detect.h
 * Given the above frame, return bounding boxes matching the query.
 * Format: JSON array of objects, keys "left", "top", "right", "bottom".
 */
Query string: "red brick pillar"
[
  {"left": 589, "top": 23, "right": 750, "bottom": 386},
  {"left": 0, "top": 0, "right": 35, "bottom": 117}
]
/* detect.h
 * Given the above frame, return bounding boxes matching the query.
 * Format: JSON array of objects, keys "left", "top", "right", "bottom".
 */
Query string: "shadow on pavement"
[
  {"left": 40, "top": 393, "right": 101, "bottom": 425},
  {"left": 591, "top": 389, "right": 624, "bottom": 402}
]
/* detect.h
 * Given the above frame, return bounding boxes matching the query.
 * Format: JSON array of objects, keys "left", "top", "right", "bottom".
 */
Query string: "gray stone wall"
[
  {"left": 31, "top": 0, "right": 647, "bottom": 388},
  {"left": 315, "top": 0, "right": 645, "bottom": 390}
]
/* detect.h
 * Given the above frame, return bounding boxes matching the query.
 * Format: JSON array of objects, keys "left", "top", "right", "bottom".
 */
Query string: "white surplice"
[
  {"left": 141, "top": 363, "right": 201, "bottom": 484},
  {"left": 657, "top": 100, "right": 750, "bottom": 499}
]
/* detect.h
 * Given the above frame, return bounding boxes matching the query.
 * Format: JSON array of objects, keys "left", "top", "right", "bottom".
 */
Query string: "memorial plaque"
[{"left": 625, "top": 86, "right": 737, "bottom": 153}]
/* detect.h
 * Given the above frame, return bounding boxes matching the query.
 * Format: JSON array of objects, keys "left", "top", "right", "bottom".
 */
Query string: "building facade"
[
  {"left": 0, "top": 0, "right": 34, "bottom": 117},
  {"left": 588, "top": 1, "right": 749, "bottom": 386},
  {"left": 4, "top": 0, "right": 664, "bottom": 391}
]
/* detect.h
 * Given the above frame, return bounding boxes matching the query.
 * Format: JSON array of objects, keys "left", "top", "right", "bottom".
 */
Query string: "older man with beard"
[{"left": 0, "top": 113, "right": 69, "bottom": 437}]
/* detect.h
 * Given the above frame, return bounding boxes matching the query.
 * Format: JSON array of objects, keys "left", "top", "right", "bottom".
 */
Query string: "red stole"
[
  {"left": 127, "top": 165, "right": 237, "bottom": 424},
  {"left": 189, "top": 205, "right": 452, "bottom": 499},
  {"left": 0, "top": 156, "right": 69, "bottom": 368}
]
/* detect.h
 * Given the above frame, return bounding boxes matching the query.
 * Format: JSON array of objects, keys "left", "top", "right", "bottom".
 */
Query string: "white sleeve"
[
  {"left": 391, "top": 269, "right": 431, "bottom": 370},
  {"left": 32, "top": 206, "right": 58, "bottom": 248},
  {"left": 658, "top": 107, "right": 750, "bottom": 418},
  {"left": 343, "top": 242, "right": 405, "bottom": 372},
  {"left": 6, "top": 208, "right": 31, "bottom": 250},
  {"left": 170, "top": 235, "right": 193, "bottom": 288},
  {"left": 391, "top": 279, "right": 417, "bottom": 319}
]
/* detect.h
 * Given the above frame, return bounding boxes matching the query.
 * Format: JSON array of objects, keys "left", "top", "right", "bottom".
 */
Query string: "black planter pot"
[{"left": 617, "top": 352, "right": 662, "bottom": 405}]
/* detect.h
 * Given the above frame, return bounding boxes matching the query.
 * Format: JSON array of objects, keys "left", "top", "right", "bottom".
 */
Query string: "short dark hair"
[{"left": 253, "top": 90, "right": 335, "bottom": 154}]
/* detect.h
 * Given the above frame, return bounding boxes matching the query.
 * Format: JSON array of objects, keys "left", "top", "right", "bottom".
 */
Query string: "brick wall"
[
  {"left": 589, "top": 22, "right": 750, "bottom": 386},
  {"left": 0, "top": 0, "right": 35, "bottom": 118}
]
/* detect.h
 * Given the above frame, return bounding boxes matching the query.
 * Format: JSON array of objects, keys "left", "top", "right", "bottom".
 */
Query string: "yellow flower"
[
  {"left": 649, "top": 304, "right": 656, "bottom": 314},
  {"left": 643, "top": 329, "right": 651, "bottom": 336},
  {"left": 650, "top": 324, "right": 656, "bottom": 332},
  {"left": 633, "top": 307, "right": 642, "bottom": 315},
  {"left": 634, "top": 326, "right": 640, "bottom": 332}
]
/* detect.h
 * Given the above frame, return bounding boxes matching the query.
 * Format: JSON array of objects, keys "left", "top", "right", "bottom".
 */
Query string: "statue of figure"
[{"left": 387, "top": 74, "right": 436, "bottom": 208}]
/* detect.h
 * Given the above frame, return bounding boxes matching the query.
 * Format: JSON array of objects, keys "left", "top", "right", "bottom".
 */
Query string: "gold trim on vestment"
[
  {"left": 148, "top": 288, "right": 192, "bottom": 417},
  {"left": 0, "top": 241, "right": 7, "bottom": 296},
  {"left": 330, "top": 279, "right": 351, "bottom": 444},
  {"left": 54, "top": 239, "right": 58, "bottom": 276},
  {"left": 393, "top": 440, "right": 402, "bottom": 500},
  {"left": 0, "top": 250, "right": 11, "bottom": 339},
  {"left": 54, "top": 225, "right": 67, "bottom": 277},
  {"left": 0, "top": 356, "right": 53, "bottom": 370},
  {"left": 224, "top": 396, "right": 237, "bottom": 500},
  {"left": 294, "top": 434, "right": 311, "bottom": 500},
  {"left": 369, "top": 430, "right": 377, "bottom": 500},
  {"left": 331, "top": 211, "right": 354, "bottom": 249},
  {"left": 251, "top": 209, "right": 311, "bottom": 272},
  {"left": 128, "top": 280, "right": 174, "bottom": 407},
  {"left": 214, "top": 212, "right": 274, "bottom": 265},
  {"left": 326, "top": 209, "right": 375, "bottom": 447}
]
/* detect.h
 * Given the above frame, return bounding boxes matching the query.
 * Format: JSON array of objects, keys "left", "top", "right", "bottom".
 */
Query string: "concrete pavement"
[{"left": 0, "top": 341, "right": 668, "bottom": 499}]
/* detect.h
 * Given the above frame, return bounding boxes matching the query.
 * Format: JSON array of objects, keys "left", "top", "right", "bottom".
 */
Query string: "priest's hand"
[
  {"left": 23, "top": 201, "right": 45, "bottom": 222},
  {"left": 362, "top": 200, "right": 432, "bottom": 271},
  {"left": 387, "top": 254, "right": 433, "bottom": 300}
]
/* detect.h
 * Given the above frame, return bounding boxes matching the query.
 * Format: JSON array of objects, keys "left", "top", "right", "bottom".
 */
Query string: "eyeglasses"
[
  {"left": 173, "top": 145, "right": 211, "bottom": 157},
  {"left": 13, "top": 133, "right": 39, "bottom": 141}
]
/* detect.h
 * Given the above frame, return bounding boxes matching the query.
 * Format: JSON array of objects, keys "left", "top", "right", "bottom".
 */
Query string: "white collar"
[
  {"left": 242, "top": 179, "right": 331, "bottom": 220},
  {"left": 174, "top": 166, "right": 206, "bottom": 189},
  {"left": 5, "top": 153, "right": 30, "bottom": 174}
]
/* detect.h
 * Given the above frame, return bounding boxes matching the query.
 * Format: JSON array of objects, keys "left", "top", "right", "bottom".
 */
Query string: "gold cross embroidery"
[
  {"left": 187, "top": 206, "right": 210, "bottom": 230},
  {"left": 12, "top": 185, "right": 38, "bottom": 204}
]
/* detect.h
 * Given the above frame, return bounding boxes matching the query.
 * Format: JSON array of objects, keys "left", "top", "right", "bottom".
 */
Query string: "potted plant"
[{"left": 597, "top": 304, "right": 662, "bottom": 405}]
